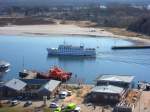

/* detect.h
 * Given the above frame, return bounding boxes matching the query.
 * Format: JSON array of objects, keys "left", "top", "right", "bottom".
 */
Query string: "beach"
[{"left": 0, "top": 23, "right": 150, "bottom": 45}]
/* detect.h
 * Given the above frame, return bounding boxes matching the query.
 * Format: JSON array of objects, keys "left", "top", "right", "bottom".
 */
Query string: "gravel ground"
[{"left": 134, "top": 91, "right": 150, "bottom": 112}]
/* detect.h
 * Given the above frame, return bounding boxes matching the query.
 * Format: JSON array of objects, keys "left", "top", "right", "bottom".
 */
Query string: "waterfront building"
[
  {"left": 96, "top": 75, "right": 135, "bottom": 88},
  {"left": 2, "top": 78, "right": 61, "bottom": 99},
  {"left": 89, "top": 75, "right": 135, "bottom": 104},
  {"left": 90, "top": 85, "right": 125, "bottom": 104}
]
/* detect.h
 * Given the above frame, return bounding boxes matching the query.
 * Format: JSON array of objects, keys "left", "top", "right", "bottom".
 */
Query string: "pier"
[
  {"left": 112, "top": 45, "right": 150, "bottom": 50},
  {"left": 19, "top": 70, "right": 37, "bottom": 79}
]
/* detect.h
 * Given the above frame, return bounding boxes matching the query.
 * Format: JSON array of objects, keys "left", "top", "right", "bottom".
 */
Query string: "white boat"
[
  {"left": 47, "top": 44, "right": 96, "bottom": 56},
  {"left": 0, "top": 61, "right": 10, "bottom": 72}
]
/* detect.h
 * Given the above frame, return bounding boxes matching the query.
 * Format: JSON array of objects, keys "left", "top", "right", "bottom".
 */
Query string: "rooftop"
[
  {"left": 5, "top": 78, "right": 27, "bottom": 91},
  {"left": 96, "top": 74, "right": 135, "bottom": 83},
  {"left": 59, "top": 45, "right": 84, "bottom": 49},
  {"left": 21, "top": 79, "right": 49, "bottom": 85},
  {"left": 91, "top": 85, "right": 124, "bottom": 94},
  {"left": 39, "top": 80, "right": 61, "bottom": 92}
]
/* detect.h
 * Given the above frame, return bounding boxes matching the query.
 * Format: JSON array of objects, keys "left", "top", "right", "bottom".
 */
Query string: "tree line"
[{"left": 0, "top": 4, "right": 150, "bottom": 35}]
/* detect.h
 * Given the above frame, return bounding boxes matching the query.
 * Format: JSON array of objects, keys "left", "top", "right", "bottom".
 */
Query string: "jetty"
[
  {"left": 19, "top": 70, "right": 37, "bottom": 79},
  {"left": 112, "top": 45, "right": 150, "bottom": 50}
]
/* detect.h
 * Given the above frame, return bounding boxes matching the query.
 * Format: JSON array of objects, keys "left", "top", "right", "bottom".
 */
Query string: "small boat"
[{"left": 0, "top": 61, "right": 10, "bottom": 72}]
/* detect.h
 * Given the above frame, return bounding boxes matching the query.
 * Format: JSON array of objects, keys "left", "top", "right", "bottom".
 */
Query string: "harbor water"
[{"left": 0, "top": 35, "right": 150, "bottom": 83}]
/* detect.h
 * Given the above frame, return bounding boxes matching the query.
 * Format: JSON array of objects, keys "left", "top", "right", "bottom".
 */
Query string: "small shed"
[
  {"left": 4, "top": 78, "right": 27, "bottom": 97},
  {"left": 38, "top": 80, "right": 61, "bottom": 99},
  {"left": 90, "top": 85, "right": 125, "bottom": 104}
]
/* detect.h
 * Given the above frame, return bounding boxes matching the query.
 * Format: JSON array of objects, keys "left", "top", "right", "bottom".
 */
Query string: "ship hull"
[{"left": 47, "top": 48, "right": 96, "bottom": 57}]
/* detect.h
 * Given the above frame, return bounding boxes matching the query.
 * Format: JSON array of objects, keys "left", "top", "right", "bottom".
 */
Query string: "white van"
[
  {"left": 11, "top": 100, "right": 19, "bottom": 106},
  {"left": 59, "top": 91, "right": 68, "bottom": 99}
]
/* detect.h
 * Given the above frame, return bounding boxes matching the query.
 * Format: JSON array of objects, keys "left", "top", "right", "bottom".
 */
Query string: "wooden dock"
[
  {"left": 112, "top": 45, "right": 150, "bottom": 50},
  {"left": 25, "top": 72, "right": 37, "bottom": 79},
  {"left": 20, "top": 70, "right": 37, "bottom": 79}
]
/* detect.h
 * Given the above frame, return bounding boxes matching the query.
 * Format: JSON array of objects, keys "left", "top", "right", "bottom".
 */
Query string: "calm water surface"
[{"left": 0, "top": 35, "right": 150, "bottom": 83}]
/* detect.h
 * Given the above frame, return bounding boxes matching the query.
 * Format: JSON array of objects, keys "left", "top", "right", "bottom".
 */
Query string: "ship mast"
[
  {"left": 63, "top": 40, "right": 66, "bottom": 45},
  {"left": 22, "top": 56, "right": 25, "bottom": 70}
]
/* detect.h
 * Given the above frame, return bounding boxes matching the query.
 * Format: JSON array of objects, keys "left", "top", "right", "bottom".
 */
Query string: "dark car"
[
  {"left": 49, "top": 102, "right": 59, "bottom": 108},
  {"left": 24, "top": 101, "right": 32, "bottom": 107}
]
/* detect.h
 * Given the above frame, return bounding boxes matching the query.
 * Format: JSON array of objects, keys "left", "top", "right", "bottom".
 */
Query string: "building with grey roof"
[
  {"left": 96, "top": 75, "right": 135, "bottom": 83},
  {"left": 91, "top": 85, "right": 125, "bottom": 94},
  {"left": 2, "top": 79, "right": 61, "bottom": 99},
  {"left": 39, "top": 80, "right": 61, "bottom": 92},
  {"left": 38, "top": 80, "right": 61, "bottom": 99},
  {"left": 90, "top": 85, "right": 126, "bottom": 104},
  {"left": 21, "top": 79, "right": 49, "bottom": 85},
  {"left": 89, "top": 74, "right": 134, "bottom": 104},
  {"left": 5, "top": 78, "right": 27, "bottom": 91},
  {"left": 96, "top": 74, "right": 135, "bottom": 88},
  {"left": 3, "top": 79, "right": 27, "bottom": 97}
]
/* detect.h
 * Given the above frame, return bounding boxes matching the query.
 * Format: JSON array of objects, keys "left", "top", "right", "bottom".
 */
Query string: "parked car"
[
  {"left": 16, "top": 96, "right": 23, "bottom": 100},
  {"left": 62, "top": 103, "right": 81, "bottom": 112},
  {"left": 11, "top": 100, "right": 19, "bottom": 106},
  {"left": 67, "top": 90, "right": 72, "bottom": 96},
  {"left": 49, "top": 102, "right": 59, "bottom": 108},
  {"left": 59, "top": 91, "right": 68, "bottom": 99},
  {"left": 54, "top": 107, "right": 61, "bottom": 112},
  {"left": 24, "top": 101, "right": 32, "bottom": 107},
  {"left": 22, "top": 96, "right": 29, "bottom": 101},
  {"left": 74, "top": 106, "right": 81, "bottom": 112}
]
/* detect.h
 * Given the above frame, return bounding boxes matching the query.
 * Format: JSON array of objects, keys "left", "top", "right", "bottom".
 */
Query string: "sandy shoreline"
[{"left": 0, "top": 24, "right": 150, "bottom": 45}]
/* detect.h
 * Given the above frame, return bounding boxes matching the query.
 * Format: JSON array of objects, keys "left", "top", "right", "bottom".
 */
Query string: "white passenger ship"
[{"left": 47, "top": 44, "right": 96, "bottom": 56}]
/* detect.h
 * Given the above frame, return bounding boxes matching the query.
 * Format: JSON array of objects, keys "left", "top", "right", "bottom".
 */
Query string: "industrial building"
[
  {"left": 2, "top": 78, "right": 61, "bottom": 99},
  {"left": 96, "top": 75, "right": 135, "bottom": 88},
  {"left": 89, "top": 75, "right": 135, "bottom": 104},
  {"left": 90, "top": 85, "right": 126, "bottom": 104}
]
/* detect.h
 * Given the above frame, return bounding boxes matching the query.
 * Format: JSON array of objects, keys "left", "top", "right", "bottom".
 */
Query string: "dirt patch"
[
  {"left": 61, "top": 85, "right": 92, "bottom": 104},
  {"left": 134, "top": 91, "right": 150, "bottom": 112}
]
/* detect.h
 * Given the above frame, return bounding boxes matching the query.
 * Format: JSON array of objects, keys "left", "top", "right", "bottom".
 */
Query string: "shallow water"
[{"left": 0, "top": 35, "right": 150, "bottom": 83}]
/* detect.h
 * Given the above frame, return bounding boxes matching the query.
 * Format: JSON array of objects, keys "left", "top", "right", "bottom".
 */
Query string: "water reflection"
[{"left": 47, "top": 55, "right": 96, "bottom": 62}]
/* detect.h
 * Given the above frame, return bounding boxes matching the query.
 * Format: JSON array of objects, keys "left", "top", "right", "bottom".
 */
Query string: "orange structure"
[{"left": 37, "top": 66, "right": 72, "bottom": 81}]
